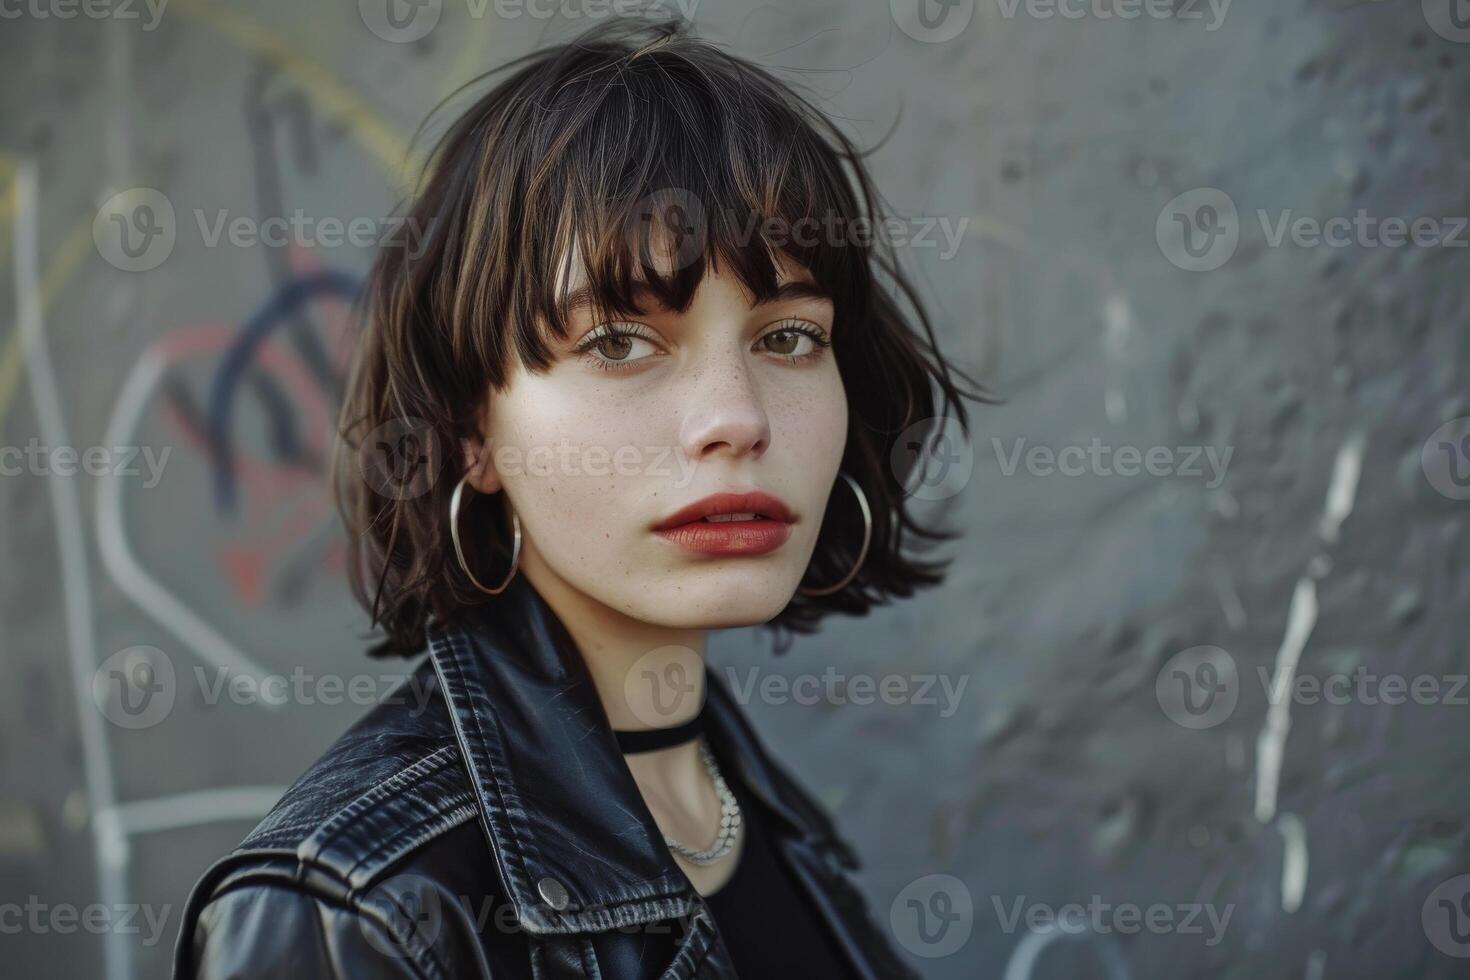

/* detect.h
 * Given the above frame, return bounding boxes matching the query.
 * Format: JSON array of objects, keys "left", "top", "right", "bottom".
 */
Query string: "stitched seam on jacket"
[
  {"left": 430, "top": 626, "right": 538, "bottom": 911},
  {"left": 252, "top": 738, "right": 460, "bottom": 851},
  {"left": 342, "top": 799, "right": 478, "bottom": 881},
  {"left": 451, "top": 627, "right": 541, "bottom": 892},
  {"left": 305, "top": 744, "right": 460, "bottom": 858},
  {"left": 580, "top": 935, "right": 604, "bottom": 980},
  {"left": 662, "top": 907, "right": 716, "bottom": 980}
]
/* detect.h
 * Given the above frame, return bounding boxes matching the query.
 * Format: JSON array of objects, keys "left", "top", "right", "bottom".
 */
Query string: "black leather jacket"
[{"left": 174, "top": 575, "right": 920, "bottom": 978}]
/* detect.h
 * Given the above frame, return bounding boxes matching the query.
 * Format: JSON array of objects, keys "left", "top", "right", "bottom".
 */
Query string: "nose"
[{"left": 676, "top": 355, "right": 771, "bottom": 463}]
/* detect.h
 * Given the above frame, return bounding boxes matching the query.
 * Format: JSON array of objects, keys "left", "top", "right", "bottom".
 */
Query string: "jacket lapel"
[
  {"left": 425, "top": 573, "right": 863, "bottom": 941},
  {"left": 426, "top": 574, "right": 696, "bottom": 935}
]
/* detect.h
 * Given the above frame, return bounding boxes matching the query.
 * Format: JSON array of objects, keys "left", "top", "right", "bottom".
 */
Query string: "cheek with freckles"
[{"left": 486, "top": 378, "right": 670, "bottom": 583}]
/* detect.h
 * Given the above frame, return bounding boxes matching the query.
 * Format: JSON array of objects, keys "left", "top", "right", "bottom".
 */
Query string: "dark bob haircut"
[{"left": 333, "top": 17, "right": 993, "bottom": 658}]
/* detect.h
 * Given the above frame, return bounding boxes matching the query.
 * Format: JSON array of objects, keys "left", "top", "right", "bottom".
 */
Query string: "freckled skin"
[{"left": 463, "top": 257, "right": 848, "bottom": 634}]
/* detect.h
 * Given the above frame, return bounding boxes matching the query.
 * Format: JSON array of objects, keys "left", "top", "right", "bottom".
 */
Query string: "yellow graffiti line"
[
  {"left": 0, "top": 213, "right": 96, "bottom": 435},
  {"left": 0, "top": 154, "right": 15, "bottom": 231},
  {"left": 437, "top": 14, "right": 491, "bottom": 103},
  {"left": 172, "top": 0, "right": 417, "bottom": 185},
  {"left": 0, "top": 5, "right": 423, "bottom": 432}
]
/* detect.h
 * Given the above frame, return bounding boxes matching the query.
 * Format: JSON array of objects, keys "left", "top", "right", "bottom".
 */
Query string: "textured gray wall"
[{"left": 2, "top": 1, "right": 1468, "bottom": 977}]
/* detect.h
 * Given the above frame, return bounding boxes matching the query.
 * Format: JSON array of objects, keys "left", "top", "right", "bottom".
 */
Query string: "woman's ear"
[
  {"left": 459, "top": 396, "right": 503, "bottom": 495},
  {"left": 459, "top": 435, "right": 503, "bottom": 495}
]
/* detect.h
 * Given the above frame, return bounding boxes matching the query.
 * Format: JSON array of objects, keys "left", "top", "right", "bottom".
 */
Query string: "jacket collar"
[{"left": 425, "top": 573, "right": 853, "bottom": 936}]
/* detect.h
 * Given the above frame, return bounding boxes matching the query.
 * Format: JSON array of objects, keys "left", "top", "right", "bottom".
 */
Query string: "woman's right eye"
[{"left": 574, "top": 324, "right": 662, "bottom": 371}]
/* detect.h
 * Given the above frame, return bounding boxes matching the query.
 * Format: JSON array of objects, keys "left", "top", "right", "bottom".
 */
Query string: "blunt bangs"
[{"left": 441, "top": 20, "right": 873, "bottom": 375}]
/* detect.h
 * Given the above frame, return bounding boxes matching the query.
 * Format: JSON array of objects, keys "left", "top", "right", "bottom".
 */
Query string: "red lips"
[
  {"left": 652, "top": 491, "right": 796, "bottom": 557},
  {"left": 652, "top": 491, "right": 795, "bottom": 530}
]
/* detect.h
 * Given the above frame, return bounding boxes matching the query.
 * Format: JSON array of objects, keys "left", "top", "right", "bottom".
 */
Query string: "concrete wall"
[{"left": 1, "top": 1, "right": 1467, "bottom": 977}]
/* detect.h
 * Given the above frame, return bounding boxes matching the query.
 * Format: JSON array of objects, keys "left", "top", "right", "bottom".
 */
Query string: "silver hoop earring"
[
  {"left": 449, "top": 474, "right": 521, "bottom": 595},
  {"left": 798, "top": 471, "right": 872, "bottom": 597}
]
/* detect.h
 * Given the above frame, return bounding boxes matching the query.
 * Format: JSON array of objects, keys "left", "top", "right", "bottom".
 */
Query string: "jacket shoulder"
[
  {"left": 236, "top": 656, "right": 473, "bottom": 866},
  {"left": 175, "top": 659, "right": 493, "bottom": 978}
]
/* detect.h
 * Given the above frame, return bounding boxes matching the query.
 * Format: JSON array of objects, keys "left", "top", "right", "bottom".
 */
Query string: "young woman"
[{"left": 176, "top": 18, "right": 986, "bottom": 979}]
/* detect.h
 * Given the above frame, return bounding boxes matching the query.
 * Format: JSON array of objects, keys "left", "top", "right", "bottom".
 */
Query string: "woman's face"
[{"left": 466, "top": 253, "right": 847, "bottom": 629}]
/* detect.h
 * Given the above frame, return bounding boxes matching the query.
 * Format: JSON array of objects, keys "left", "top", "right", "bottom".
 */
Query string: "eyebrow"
[{"left": 554, "top": 278, "right": 833, "bottom": 320}]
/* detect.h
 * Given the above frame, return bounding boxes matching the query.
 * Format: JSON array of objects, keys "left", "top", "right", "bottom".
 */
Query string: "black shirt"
[{"left": 702, "top": 765, "right": 857, "bottom": 977}]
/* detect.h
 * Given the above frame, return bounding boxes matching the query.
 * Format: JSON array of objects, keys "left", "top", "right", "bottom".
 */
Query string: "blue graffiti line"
[{"left": 206, "top": 269, "right": 360, "bottom": 513}]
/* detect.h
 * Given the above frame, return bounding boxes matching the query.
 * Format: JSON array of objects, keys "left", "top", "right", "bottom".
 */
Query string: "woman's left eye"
[{"left": 757, "top": 321, "right": 831, "bottom": 361}]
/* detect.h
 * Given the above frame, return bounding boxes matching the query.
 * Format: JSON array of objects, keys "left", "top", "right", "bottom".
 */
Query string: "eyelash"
[{"left": 573, "top": 319, "right": 832, "bottom": 373}]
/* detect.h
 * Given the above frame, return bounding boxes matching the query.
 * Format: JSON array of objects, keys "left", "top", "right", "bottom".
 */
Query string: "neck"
[
  {"left": 519, "top": 551, "right": 708, "bottom": 733},
  {"left": 519, "top": 552, "right": 721, "bottom": 842}
]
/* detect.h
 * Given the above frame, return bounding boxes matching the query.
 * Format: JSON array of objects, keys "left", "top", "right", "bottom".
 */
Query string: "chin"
[{"left": 634, "top": 569, "right": 800, "bottom": 629}]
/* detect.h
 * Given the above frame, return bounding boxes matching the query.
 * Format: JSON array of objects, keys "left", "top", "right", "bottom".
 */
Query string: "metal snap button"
[{"left": 537, "top": 876, "right": 570, "bottom": 911}]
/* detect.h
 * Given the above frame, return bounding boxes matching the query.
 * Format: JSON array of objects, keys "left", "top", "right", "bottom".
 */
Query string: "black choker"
[{"left": 612, "top": 699, "right": 706, "bottom": 754}]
